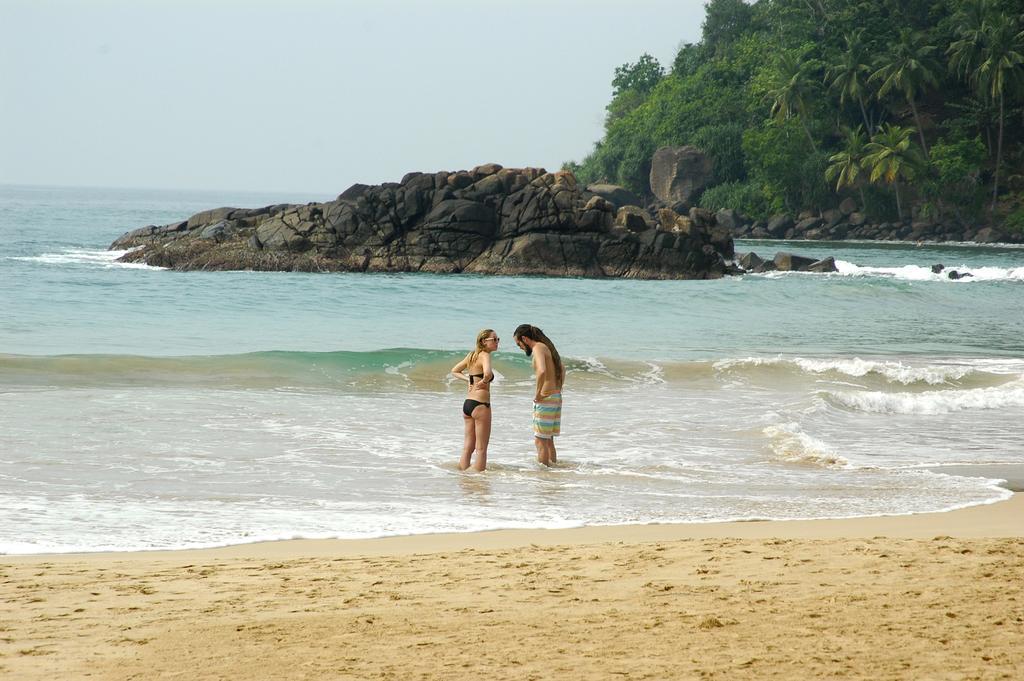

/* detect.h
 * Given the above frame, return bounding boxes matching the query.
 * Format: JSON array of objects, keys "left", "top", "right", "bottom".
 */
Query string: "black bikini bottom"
[{"left": 463, "top": 399, "right": 491, "bottom": 417}]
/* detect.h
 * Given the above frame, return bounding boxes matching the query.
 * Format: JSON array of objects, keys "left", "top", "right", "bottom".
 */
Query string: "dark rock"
[
  {"left": 471, "top": 162, "right": 503, "bottom": 179},
  {"left": 807, "top": 256, "right": 837, "bottom": 273},
  {"left": 767, "top": 214, "right": 794, "bottom": 237},
  {"left": 822, "top": 209, "right": 843, "bottom": 228},
  {"left": 447, "top": 172, "right": 474, "bottom": 190},
  {"left": 649, "top": 146, "right": 713, "bottom": 205},
  {"left": 947, "top": 270, "right": 973, "bottom": 280},
  {"left": 108, "top": 166, "right": 733, "bottom": 279},
  {"left": 199, "top": 220, "right": 232, "bottom": 242},
  {"left": 715, "top": 208, "right": 741, "bottom": 231},
  {"left": 752, "top": 260, "right": 778, "bottom": 273},
  {"left": 615, "top": 206, "right": 652, "bottom": 232},
  {"left": 973, "top": 227, "right": 1003, "bottom": 243},
  {"left": 838, "top": 197, "right": 857, "bottom": 216},
  {"left": 187, "top": 207, "right": 234, "bottom": 229},
  {"left": 688, "top": 207, "right": 714, "bottom": 229},
  {"left": 738, "top": 252, "right": 764, "bottom": 270},
  {"left": 795, "top": 216, "right": 824, "bottom": 233},
  {"left": 848, "top": 212, "right": 867, "bottom": 227},
  {"left": 931, "top": 264, "right": 945, "bottom": 274},
  {"left": 586, "top": 183, "right": 640, "bottom": 209},
  {"left": 338, "top": 183, "right": 371, "bottom": 202},
  {"left": 773, "top": 252, "right": 817, "bottom": 271},
  {"left": 110, "top": 221, "right": 188, "bottom": 249}
]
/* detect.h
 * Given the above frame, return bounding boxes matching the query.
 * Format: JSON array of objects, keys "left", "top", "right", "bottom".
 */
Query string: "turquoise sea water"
[{"left": 2, "top": 184, "right": 1023, "bottom": 553}]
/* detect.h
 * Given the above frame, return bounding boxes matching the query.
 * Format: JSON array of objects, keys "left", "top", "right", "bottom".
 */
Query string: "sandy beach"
[{"left": 2, "top": 494, "right": 1021, "bottom": 680}]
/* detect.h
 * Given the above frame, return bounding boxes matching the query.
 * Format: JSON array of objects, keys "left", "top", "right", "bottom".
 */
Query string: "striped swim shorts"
[{"left": 533, "top": 392, "right": 562, "bottom": 440}]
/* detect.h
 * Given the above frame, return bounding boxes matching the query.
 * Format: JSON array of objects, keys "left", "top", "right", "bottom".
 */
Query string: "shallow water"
[{"left": 1, "top": 184, "right": 1022, "bottom": 553}]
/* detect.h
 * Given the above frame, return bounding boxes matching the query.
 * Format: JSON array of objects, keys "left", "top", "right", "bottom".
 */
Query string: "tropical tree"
[
  {"left": 862, "top": 124, "right": 925, "bottom": 220},
  {"left": 766, "top": 51, "right": 820, "bottom": 151},
  {"left": 870, "top": 29, "right": 943, "bottom": 160},
  {"left": 825, "top": 126, "right": 868, "bottom": 209},
  {"left": 611, "top": 54, "right": 665, "bottom": 97},
  {"left": 949, "top": 10, "right": 1024, "bottom": 209},
  {"left": 826, "top": 30, "right": 875, "bottom": 133},
  {"left": 947, "top": 0, "right": 995, "bottom": 81}
]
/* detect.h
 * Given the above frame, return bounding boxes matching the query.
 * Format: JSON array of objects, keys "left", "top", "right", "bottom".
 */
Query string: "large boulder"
[
  {"left": 766, "top": 214, "right": 794, "bottom": 237},
  {"left": 585, "top": 183, "right": 641, "bottom": 209},
  {"left": 807, "top": 256, "right": 838, "bottom": 273},
  {"left": 738, "top": 252, "right": 764, "bottom": 270},
  {"left": 773, "top": 252, "right": 817, "bottom": 271},
  {"left": 972, "top": 227, "right": 1004, "bottom": 243},
  {"left": 649, "top": 146, "right": 713, "bottom": 205},
  {"left": 715, "top": 208, "right": 741, "bottom": 231}
]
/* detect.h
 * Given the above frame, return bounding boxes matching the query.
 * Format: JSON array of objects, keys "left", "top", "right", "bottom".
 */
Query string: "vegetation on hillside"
[{"left": 566, "top": 0, "right": 1024, "bottom": 228}]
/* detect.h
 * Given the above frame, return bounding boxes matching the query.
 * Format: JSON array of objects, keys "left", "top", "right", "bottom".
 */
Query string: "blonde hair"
[{"left": 466, "top": 328, "right": 496, "bottom": 368}]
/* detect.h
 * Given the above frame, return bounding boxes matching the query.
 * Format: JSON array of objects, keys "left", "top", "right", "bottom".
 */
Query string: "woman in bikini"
[{"left": 451, "top": 329, "right": 499, "bottom": 471}]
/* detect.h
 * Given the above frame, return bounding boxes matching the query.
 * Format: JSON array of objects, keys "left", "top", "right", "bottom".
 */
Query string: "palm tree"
[
  {"left": 767, "top": 52, "right": 820, "bottom": 151},
  {"left": 862, "top": 124, "right": 924, "bottom": 220},
  {"left": 827, "top": 30, "right": 875, "bottom": 133},
  {"left": 870, "top": 29, "right": 942, "bottom": 160},
  {"left": 825, "top": 126, "right": 869, "bottom": 209},
  {"left": 947, "top": 0, "right": 995, "bottom": 81},
  {"left": 949, "top": 11, "right": 1024, "bottom": 209}
]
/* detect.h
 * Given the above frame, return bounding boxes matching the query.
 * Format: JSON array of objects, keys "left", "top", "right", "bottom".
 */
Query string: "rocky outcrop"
[
  {"left": 649, "top": 146, "right": 713, "bottom": 206},
  {"left": 735, "top": 251, "right": 838, "bottom": 274},
  {"left": 724, "top": 209, "right": 1023, "bottom": 244},
  {"left": 110, "top": 165, "right": 733, "bottom": 279}
]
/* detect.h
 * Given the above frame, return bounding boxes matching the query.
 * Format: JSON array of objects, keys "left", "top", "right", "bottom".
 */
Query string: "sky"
[{"left": 1, "top": 0, "right": 706, "bottom": 196}]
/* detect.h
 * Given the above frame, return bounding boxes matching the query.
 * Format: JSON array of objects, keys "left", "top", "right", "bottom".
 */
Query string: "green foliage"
[
  {"left": 611, "top": 54, "right": 665, "bottom": 97},
  {"left": 825, "top": 126, "right": 868, "bottom": 192},
  {"left": 605, "top": 89, "right": 647, "bottom": 129},
  {"left": 1004, "top": 204, "right": 1024, "bottom": 233},
  {"left": 698, "top": 181, "right": 771, "bottom": 218},
  {"left": 862, "top": 123, "right": 926, "bottom": 218},
  {"left": 743, "top": 119, "right": 830, "bottom": 212},
  {"left": 672, "top": 43, "right": 707, "bottom": 77},
  {"left": 930, "top": 136, "right": 986, "bottom": 192},
  {"left": 565, "top": 0, "right": 1024, "bottom": 218},
  {"left": 691, "top": 122, "right": 747, "bottom": 184},
  {"left": 702, "top": 0, "right": 755, "bottom": 56},
  {"left": 916, "top": 135, "right": 988, "bottom": 221}
]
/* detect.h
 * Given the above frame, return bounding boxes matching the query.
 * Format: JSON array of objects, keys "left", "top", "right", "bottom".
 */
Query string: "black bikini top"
[{"left": 469, "top": 371, "right": 494, "bottom": 386}]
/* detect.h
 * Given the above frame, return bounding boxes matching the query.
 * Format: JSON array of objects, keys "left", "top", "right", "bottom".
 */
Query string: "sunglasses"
[{"left": 487, "top": 337, "right": 500, "bottom": 342}]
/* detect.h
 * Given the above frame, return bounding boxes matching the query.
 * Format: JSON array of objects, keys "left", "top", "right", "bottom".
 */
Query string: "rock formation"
[
  {"left": 110, "top": 165, "right": 735, "bottom": 279},
  {"left": 648, "top": 146, "right": 713, "bottom": 206}
]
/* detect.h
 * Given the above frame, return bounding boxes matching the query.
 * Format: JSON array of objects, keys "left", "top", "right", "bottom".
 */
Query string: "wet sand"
[{"left": 3, "top": 495, "right": 1022, "bottom": 680}]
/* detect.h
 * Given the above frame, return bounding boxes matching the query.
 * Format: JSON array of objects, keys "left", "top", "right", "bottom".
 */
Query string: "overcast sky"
[{"left": 1, "top": 0, "right": 706, "bottom": 195}]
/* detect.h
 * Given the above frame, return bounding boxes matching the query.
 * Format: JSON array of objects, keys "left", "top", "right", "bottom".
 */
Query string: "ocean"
[{"left": 2, "top": 184, "right": 1023, "bottom": 554}]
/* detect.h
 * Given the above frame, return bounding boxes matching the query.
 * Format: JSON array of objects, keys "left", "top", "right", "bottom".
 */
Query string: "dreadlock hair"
[{"left": 513, "top": 324, "right": 563, "bottom": 388}]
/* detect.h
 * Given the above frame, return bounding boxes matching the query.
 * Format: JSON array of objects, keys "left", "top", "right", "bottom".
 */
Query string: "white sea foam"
[
  {"left": 763, "top": 423, "right": 848, "bottom": 468},
  {"left": 792, "top": 357, "right": 974, "bottom": 384},
  {"left": 11, "top": 248, "right": 164, "bottom": 270},
  {"left": 833, "top": 259, "right": 1024, "bottom": 282},
  {"left": 715, "top": 356, "right": 987, "bottom": 385},
  {"left": 829, "top": 380, "right": 1024, "bottom": 414}
]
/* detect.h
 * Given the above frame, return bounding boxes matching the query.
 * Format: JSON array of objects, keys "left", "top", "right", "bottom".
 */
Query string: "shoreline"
[
  {"left": 4, "top": 493, "right": 1021, "bottom": 680},
  {"left": 8, "top": 488, "right": 1021, "bottom": 564}
]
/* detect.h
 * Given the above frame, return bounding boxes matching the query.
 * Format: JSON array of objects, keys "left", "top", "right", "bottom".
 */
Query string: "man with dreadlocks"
[{"left": 513, "top": 324, "right": 566, "bottom": 466}]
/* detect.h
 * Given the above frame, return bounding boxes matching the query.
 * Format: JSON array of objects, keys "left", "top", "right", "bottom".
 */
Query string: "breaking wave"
[{"left": 827, "top": 380, "right": 1024, "bottom": 414}]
